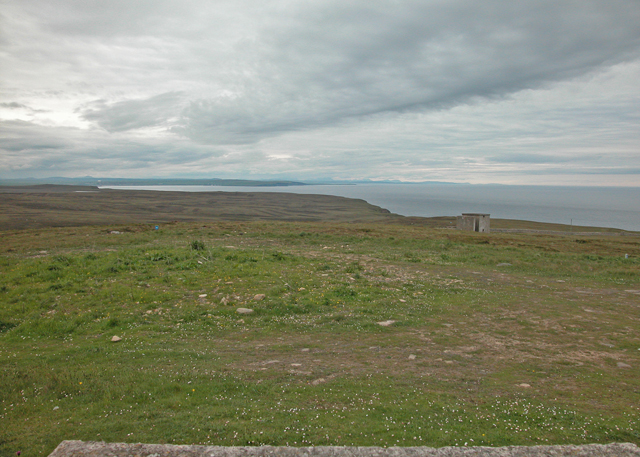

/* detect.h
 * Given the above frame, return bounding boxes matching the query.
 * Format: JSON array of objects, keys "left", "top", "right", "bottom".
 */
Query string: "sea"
[{"left": 99, "top": 184, "right": 640, "bottom": 232}]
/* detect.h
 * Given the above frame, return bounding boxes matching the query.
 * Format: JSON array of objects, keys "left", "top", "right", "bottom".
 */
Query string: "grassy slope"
[
  {"left": 0, "top": 221, "right": 639, "bottom": 457},
  {"left": 0, "top": 188, "right": 400, "bottom": 231}
]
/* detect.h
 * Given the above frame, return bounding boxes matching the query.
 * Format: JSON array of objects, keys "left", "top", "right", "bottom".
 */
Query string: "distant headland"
[{"left": 0, "top": 177, "right": 307, "bottom": 187}]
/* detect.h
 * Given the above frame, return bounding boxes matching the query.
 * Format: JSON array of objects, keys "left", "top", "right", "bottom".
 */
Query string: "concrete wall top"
[{"left": 48, "top": 441, "right": 640, "bottom": 457}]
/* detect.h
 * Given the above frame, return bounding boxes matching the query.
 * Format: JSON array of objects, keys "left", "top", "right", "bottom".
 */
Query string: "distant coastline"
[
  {"left": 97, "top": 183, "right": 640, "bottom": 232},
  {"left": 0, "top": 177, "right": 307, "bottom": 187},
  {"left": 2, "top": 180, "right": 638, "bottom": 231}
]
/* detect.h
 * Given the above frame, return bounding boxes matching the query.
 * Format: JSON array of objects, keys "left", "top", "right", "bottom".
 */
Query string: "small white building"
[{"left": 456, "top": 213, "right": 490, "bottom": 233}]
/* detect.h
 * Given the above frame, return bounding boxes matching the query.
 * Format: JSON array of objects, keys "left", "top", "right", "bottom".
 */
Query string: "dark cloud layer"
[
  {"left": 58, "top": 0, "right": 640, "bottom": 144},
  {"left": 1, "top": 0, "right": 640, "bottom": 183},
  {"left": 70, "top": 0, "right": 640, "bottom": 144}
]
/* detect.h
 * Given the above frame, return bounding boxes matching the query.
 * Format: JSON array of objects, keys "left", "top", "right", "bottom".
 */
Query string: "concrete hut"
[{"left": 456, "top": 213, "right": 490, "bottom": 233}]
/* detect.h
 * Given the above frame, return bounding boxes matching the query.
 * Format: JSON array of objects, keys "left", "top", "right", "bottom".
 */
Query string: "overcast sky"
[{"left": 1, "top": 0, "right": 640, "bottom": 185}]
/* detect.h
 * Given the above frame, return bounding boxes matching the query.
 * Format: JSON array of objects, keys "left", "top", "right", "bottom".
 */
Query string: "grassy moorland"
[
  {"left": 0, "top": 215, "right": 639, "bottom": 457},
  {"left": 0, "top": 187, "right": 400, "bottom": 231}
]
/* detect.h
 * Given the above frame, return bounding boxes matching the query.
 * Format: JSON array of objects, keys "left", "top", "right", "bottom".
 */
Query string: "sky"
[{"left": 1, "top": 0, "right": 640, "bottom": 185}]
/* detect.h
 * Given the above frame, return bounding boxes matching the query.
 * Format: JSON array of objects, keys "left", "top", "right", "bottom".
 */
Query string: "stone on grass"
[
  {"left": 253, "top": 294, "right": 266, "bottom": 301},
  {"left": 111, "top": 336, "right": 122, "bottom": 342},
  {"left": 617, "top": 362, "right": 631, "bottom": 368},
  {"left": 518, "top": 383, "right": 531, "bottom": 388},
  {"left": 497, "top": 263, "right": 512, "bottom": 267},
  {"left": 236, "top": 308, "right": 254, "bottom": 314},
  {"left": 408, "top": 354, "right": 416, "bottom": 360},
  {"left": 377, "top": 320, "right": 396, "bottom": 327}
]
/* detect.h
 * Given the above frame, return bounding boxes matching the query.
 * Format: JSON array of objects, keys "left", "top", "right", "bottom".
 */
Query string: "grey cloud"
[
  {"left": 0, "top": 120, "right": 70, "bottom": 151},
  {"left": 506, "top": 167, "right": 640, "bottom": 176},
  {"left": 82, "top": 92, "right": 185, "bottom": 133},
  {"left": 172, "top": 0, "right": 640, "bottom": 144},
  {"left": 0, "top": 102, "right": 47, "bottom": 113},
  {"left": 1, "top": 102, "right": 28, "bottom": 109},
  {"left": 487, "top": 154, "right": 593, "bottom": 164},
  {"left": 9, "top": 0, "right": 640, "bottom": 146},
  {"left": 0, "top": 119, "right": 228, "bottom": 178}
]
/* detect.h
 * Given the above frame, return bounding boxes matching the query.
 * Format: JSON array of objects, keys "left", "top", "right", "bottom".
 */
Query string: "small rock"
[
  {"left": 408, "top": 354, "right": 416, "bottom": 360},
  {"left": 221, "top": 297, "right": 229, "bottom": 305},
  {"left": 377, "top": 320, "right": 396, "bottom": 327},
  {"left": 399, "top": 299, "right": 407, "bottom": 303},
  {"left": 110, "top": 231, "right": 122, "bottom": 235},
  {"left": 111, "top": 335, "right": 122, "bottom": 342},
  {"left": 617, "top": 362, "right": 631, "bottom": 368},
  {"left": 236, "top": 308, "right": 254, "bottom": 314},
  {"left": 53, "top": 406, "right": 59, "bottom": 411},
  {"left": 253, "top": 294, "right": 266, "bottom": 301},
  {"left": 497, "top": 263, "right": 512, "bottom": 267},
  {"left": 445, "top": 360, "right": 454, "bottom": 364},
  {"left": 518, "top": 383, "right": 531, "bottom": 388},
  {"left": 442, "top": 323, "right": 453, "bottom": 327},
  {"left": 199, "top": 294, "right": 207, "bottom": 298},
  {"left": 291, "top": 363, "right": 302, "bottom": 367},
  {"left": 557, "top": 280, "right": 566, "bottom": 283},
  {"left": 301, "top": 348, "right": 310, "bottom": 352},
  {"left": 237, "top": 319, "right": 245, "bottom": 323},
  {"left": 311, "top": 378, "right": 326, "bottom": 386}
]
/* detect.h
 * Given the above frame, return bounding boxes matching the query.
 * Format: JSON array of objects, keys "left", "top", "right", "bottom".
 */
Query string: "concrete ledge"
[{"left": 48, "top": 441, "right": 640, "bottom": 457}]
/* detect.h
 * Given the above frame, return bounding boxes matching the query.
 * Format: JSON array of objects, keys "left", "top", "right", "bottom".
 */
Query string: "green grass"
[{"left": 1, "top": 221, "right": 639, "bottom": 456}]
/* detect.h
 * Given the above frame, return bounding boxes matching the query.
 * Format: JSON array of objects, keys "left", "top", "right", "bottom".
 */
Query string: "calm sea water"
[{"left": 100, "top": 184, "right": 640, "bottom": 231}]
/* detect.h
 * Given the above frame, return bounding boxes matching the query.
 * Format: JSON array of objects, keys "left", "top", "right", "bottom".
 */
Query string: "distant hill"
[
  {"left": 0, "top": 177, "right": 307, "bottom": 187},
  {"left": 0, "top": 186, "right": 401, "bottom": 230}
]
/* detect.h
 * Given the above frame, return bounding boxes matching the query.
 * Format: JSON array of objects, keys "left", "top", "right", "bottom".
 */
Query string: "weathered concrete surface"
[{"left": 48, "top": 441, "right": 640, "bottom": 457}]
